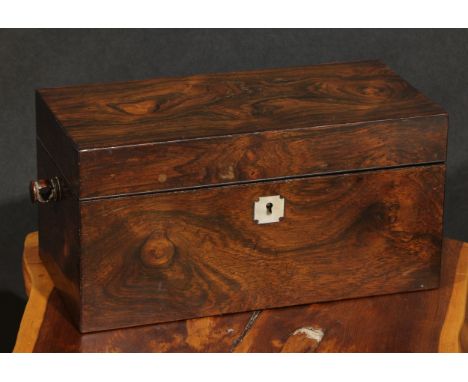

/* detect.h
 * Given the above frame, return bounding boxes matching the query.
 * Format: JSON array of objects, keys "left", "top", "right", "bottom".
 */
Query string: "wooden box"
[{"left": 32, "top": 60, "right": 448, "bottom": 333}]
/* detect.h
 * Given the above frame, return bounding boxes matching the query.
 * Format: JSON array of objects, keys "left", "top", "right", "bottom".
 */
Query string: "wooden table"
[{"left": 14, "top": 232, "right": 468, "bottom": 352}]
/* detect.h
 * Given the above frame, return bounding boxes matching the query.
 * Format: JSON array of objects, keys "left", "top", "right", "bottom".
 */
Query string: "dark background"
[{"left": 1, "top": 29, "right": 467, "bottom": 352}]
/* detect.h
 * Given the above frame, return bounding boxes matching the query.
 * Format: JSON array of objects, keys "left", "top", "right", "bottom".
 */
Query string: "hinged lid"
[{"left": 36, "top": 60, "right": 448, "bottom": 200}]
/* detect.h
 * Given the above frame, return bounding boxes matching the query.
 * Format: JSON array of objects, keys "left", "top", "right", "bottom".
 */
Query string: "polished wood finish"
[
  {"left": 38, "top": 60, "right": 446, "bottom": 148},
  {"left": 36, "top": 60, "right": 448, "bottom": 198},
  {"left": 78, "top": 115, "right": 447, "bottom": 198},
  {"left": 14, "top": 233, "right": 53, "bottom": 353},
  {"left": 77, "top": 164, "right": 444, "bottom": 332},
  {"left": 36, "top": 94, "right": 79, "bottom": 195},
  {"left": 14, "top": 233, "right": 467, "bottom": 352},
  {"left": 36, "top": 143, "right": 81, "bottom": 322},
  {"left": 34, "top": 60, "right": 449, "bottom": 333},
  {"left": 439, "top": 243, "right": 468, "bottom": 352}
]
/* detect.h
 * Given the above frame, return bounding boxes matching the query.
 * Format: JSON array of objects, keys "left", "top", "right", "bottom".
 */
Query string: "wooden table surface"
[{"left": 14, "top": 232, "right": 468, "bottom": 352}]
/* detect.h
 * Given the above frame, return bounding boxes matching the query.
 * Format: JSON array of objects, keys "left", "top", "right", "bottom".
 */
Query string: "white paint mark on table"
[{"left": 292, "top": 327, "right": 325, "bottom": 343}]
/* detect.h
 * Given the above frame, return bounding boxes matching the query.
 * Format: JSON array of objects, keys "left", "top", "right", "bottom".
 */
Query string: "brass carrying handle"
[{"left": 29, "top": 176, "right": 62, "bottom": 203}]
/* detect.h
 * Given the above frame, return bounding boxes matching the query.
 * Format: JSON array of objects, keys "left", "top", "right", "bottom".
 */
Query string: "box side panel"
[
  {"left": 36, "top": 91, "right": 80, "bottom": 196},
  {"left": 80, "top": 164, "right": 445, "bottom": 332},
  {"left": 37, "top": 142, "right": 81, "bottom": 328}
]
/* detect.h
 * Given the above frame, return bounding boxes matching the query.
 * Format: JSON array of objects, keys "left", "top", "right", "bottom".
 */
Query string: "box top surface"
[{"left": 37, "top": 60, "right": 446, "bottom": 150}]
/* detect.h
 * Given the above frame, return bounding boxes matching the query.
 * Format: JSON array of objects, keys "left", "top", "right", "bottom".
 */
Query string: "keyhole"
[{"left": 266, "top": 202, "right": 273, "bottom": 215}]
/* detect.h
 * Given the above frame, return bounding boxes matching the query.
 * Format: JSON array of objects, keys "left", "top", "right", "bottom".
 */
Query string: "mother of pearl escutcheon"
[{"left": 254, "top": 195, "right": 285, "bottom": 224}]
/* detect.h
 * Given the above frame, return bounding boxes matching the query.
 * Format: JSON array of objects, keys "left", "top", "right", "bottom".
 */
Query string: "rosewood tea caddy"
[{"left": 31, "top": 60, "right": 448, "bottom": 333}]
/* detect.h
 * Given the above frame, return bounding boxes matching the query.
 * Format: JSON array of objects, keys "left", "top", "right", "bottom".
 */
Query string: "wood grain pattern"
[
  {"left": 36, "top": 94, "right": 79, "bottom": 196},
  {"left": 439, "top": 243, "right": 468, "bottom": 352},
  {"left": 36, "top": 60, "right": 448, "bottom": 198},
  {"left": 33, "top": 60, "right": 449, "bottom": 334},
  {"left": 14, "top": 232, "right": 53, "bottom": 353},
  {"left": 78, "top": 164, "right": 445, "bottom": 332},
  {"left": 14, "top": 233, "right": 467, "bottom": 352},
  {"left": 38, "top": 60, "right": 445, "bottom": 149},
  {"left": 32, "top": 289, "right": 257, "bottom": 353},
  {"left": 36, "top": 143, "right": 81, "bottom": 323},
  {"left": 78, "top": 115, "right": 447, "bottom": 198},
  {"left": 234, "top": 240, "right": 463, "bottom": 353},
  {"left": 462, "top": 283, "right": 468, "bottom": 352}
]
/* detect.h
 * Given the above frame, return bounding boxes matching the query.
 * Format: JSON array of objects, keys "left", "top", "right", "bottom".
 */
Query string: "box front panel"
[
  {"left": 78, "top": 115, "right": 448, "bottom": 198},
  {"left": 80, "top": 164, "right": 444, "bottom": 332}
]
